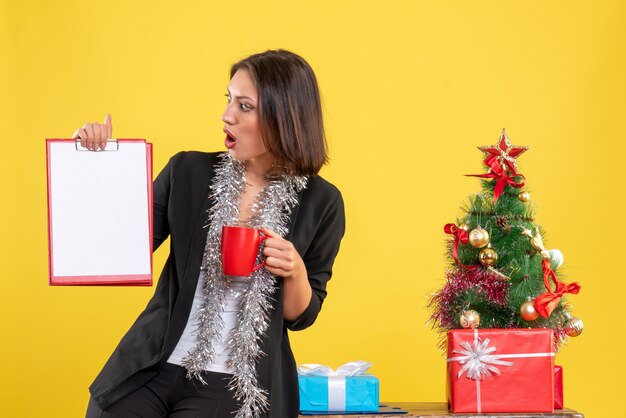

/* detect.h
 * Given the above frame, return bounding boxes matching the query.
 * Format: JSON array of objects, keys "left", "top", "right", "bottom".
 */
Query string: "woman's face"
[{"left": 222, "top": 69, "right": 271, "bottom": 165}]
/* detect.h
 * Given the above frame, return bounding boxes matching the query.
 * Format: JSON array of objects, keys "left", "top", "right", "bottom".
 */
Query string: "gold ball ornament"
[
  {"left": 518, "top": 191, "right": 531, "bottom": 202},
  {"left": 468, "top": 227, "right": 490, "bottom": 248},
  {"left": 460, "top": 310, "right": 481, "bottom": 329},
  {"left": 479, "top": 246, "right": 498, "bottom": 266},
  {"left": 520, "top": 297, "right": 539, "bottom": 321},
  {"left": 564, "top": 316, "right": 584, "bottom": 337},
  {"left": 459, "top": 223, "right": 470, "bottom": 232}
]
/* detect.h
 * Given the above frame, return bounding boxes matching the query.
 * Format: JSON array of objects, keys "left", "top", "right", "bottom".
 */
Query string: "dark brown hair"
[{"left": 231, "top": 49, "right": 328, "bottom": 176}]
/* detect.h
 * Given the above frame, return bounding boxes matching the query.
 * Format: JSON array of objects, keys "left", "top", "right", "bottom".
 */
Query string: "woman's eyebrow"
[{"left": 226, "top": 87, "right": 256, "bottom": 102}]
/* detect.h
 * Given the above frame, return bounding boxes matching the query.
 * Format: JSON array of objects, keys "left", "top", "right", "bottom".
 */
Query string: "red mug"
[{"left": 221, "top": 226, "right": 268, "bottom": 276}]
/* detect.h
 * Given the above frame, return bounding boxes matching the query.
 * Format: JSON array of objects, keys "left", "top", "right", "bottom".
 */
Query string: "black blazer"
[{"left": 89, "top": 151, "right": 345, "bottom": 417}]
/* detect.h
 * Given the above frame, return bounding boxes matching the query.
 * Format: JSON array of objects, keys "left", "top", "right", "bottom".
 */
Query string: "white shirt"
[{"left": 167, "top": 274, "right": 248, "bottom": 373}]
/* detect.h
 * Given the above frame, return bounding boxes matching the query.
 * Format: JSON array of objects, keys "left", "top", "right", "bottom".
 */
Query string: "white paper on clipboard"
[{"left": 46, "top": 139, "right": 153, "bottom": 285}]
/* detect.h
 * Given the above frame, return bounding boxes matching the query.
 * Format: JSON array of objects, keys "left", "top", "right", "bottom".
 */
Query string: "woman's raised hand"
[{"left": 71, "top": 114, "right": 113, "bottom": 151}]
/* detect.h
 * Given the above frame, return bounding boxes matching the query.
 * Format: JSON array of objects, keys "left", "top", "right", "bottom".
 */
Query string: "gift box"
[
  {"left": 298, "top": 361, "right": 379, "bottom": 413},
  {"left": 447, "top": 328, "right": 554, "bottom": 413},
  {"left": 554, "top": 365, "right": 564, "bottom": 409}
]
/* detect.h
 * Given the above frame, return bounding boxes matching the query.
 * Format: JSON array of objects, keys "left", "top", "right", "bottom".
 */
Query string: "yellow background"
[{"left": 1, "top": 1, "right": 624, "bottom": 417}]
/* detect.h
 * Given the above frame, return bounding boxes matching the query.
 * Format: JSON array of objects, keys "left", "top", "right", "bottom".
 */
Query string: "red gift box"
[
  {"left": 554, "top": 365, "right": 564, "bottom": 409},
  {"left": 446, "top": 328, "right": 554, "bottom": 413}
]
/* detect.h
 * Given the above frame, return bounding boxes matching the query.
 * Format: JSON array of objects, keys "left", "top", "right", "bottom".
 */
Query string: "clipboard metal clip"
[{"left": 75, "top": 138, "right": 119, "bottom": 151}]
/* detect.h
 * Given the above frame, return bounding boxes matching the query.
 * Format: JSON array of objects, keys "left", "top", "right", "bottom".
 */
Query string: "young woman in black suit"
[{"left": 78, "top": 50, "right": 345, "bottom": 418}]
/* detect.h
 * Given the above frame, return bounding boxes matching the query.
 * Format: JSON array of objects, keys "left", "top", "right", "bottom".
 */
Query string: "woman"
[{"left": 80, "top": 50, "right": 345, "bottom": 417}]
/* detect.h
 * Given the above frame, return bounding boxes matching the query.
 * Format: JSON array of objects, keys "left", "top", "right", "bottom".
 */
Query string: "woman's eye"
[
  {"left": 240, "top": 103, "right": 253, "bottom": 112},
  {"left": 225, "top": 93, "right": 232, "bottom": 103}
]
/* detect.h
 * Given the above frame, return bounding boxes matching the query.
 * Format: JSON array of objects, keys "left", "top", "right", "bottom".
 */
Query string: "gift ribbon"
[
  {"left": 447, "top": 329, "right": 554, "bottom": 413},
  {"left": 534, "top": 259, "right": 581, "bottom": 318},
  {"left": 328, "top": 376, "right": 346, "bottom": 410},
  {"left": 466, "top": 157, "right": 525, "bottom": 203},
  {"left": 297, "top": 361, "right": 372, "bottom": 411}
]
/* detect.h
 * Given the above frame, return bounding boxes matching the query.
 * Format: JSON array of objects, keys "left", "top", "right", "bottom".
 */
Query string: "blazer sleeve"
[
  {"left": 152, "top": 152, "right": 184, "bottom": 251},
  {"left": 284, "top": 189, "right": 346, "bottom": 331}
]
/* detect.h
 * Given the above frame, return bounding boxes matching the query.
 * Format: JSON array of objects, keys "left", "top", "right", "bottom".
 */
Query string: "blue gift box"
[{"left": 298, "top": 374, "right": 379, "bottom": 413}]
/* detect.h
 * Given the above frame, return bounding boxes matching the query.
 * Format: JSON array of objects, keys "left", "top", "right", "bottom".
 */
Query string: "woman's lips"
[
  {"left": 224, "top": 129, "right": 237, "bottom": 149},
  {"left": 225, "top": 134, "right": 236, "bottom": 149}
]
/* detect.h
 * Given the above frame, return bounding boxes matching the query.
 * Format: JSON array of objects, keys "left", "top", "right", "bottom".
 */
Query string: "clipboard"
[{"left": 46, "top": 138, "right": 153, "bottom": 285}]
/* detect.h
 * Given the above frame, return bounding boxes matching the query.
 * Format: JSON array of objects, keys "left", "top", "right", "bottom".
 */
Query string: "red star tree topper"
[
  {"left": 479, "top": 128, "right": 529, "bottom": 174},
  {"left": 466, "top": 129, "right": 529, "bottom": 203}
]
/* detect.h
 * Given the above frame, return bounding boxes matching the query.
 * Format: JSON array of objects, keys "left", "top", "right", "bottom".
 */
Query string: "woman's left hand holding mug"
[
  {"left": 259, "top": 228, "right": 306, "bottom": 280},
  {"left": 260, "top": 228, "right": 311, "bottom": 321}
]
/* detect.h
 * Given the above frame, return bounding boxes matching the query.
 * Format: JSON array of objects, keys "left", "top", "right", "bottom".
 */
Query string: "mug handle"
[{"left": 252, "top": 235, "right": 269, "bottom": 272}]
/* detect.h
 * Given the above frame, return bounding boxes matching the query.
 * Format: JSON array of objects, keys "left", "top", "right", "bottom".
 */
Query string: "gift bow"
[
  {"left": 450, "top": 337, "right": 514, "bottom": 380},
  {"left": 534, "top": 259, "right": 581, "bottom": 318},
  {"left": 298, "top": 361, "right": 372, "bottom": 411},
  {"left": 297, "top": 360, "right": 372, "bottom": 377}
]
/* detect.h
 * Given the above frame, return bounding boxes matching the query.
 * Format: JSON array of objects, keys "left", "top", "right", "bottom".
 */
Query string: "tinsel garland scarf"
[{"left": 180, "top": 153, "right": 307, "bottom": 418}]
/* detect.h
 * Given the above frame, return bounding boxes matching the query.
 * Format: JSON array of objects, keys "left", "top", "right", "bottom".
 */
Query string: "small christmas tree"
[{"left": 429, "top": 129, "right": 583, "bottom": 350}]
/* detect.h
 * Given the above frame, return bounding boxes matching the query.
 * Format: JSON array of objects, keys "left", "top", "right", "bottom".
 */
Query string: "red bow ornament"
[
  {"left": 466, "top": 157, "right": 525, "bottom": 203},
  {"left": 444, "top": 223, "right": 469, "bottom": 265},
  {"left": 533, "top": 259, "right": 581, "bottom": 318}
]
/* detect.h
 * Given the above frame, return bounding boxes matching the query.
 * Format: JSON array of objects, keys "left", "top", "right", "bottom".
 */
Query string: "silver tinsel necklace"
[{"left": 181, "top": 153, "right": 307, "bottom": 418}]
